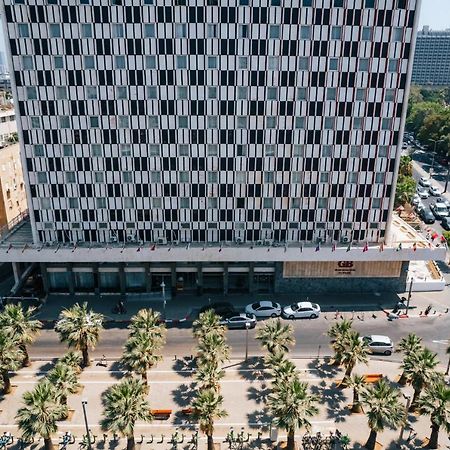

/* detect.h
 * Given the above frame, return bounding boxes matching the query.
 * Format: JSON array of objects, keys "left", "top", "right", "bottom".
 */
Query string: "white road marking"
[{"left": 432, "top": 339, "right": 449, "bottom": 345}]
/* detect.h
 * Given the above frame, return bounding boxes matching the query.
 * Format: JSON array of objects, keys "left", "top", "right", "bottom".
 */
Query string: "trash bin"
[{"left": 269, "top": 425, "right": 278, "bottom": 442}]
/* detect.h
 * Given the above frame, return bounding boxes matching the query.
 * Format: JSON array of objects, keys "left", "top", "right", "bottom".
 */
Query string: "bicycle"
[
  {"left": 169, "top": 428, "right": 184, "bottom": 450},
  {"left": 0, "top": 433, "right": 13, "bottom": 450},
  {"left": 17, "top": 437, "right": 34, "bottom": 450},
  {"left": 59, "top": 432, "right": 75, "bottom": 450},
  {"left": 78, "top": 431, "right": 96, "bottom": 450},
  {"left": 187, "top": 430, "right": 198, "bottom": 450}
]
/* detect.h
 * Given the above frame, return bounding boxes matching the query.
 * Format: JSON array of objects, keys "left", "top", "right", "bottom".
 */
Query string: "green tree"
[
  {"left": 101, "top": 378, "right": 153, "bottom": 450},
  {"left": 191, "top": 389, "right": 227, "bottom": 450},
  {"left": 442, "top": 231, "right": 450, "bottom": 247},
  {"left": 264, "top": 350, "right": 287, "bottom": 370},
  {"left": 128, "top": 309, "right": 166, "bottom": 340},
  {"left": 58, "top": 351, "right": 83, "bottom": 374},
  {"left": 0, "top": 331, "right": 25, "bottom": 394},
  {"left": 255, "top": 318, "right": 295, "bottom": 354},
  {"left": 121, "top": 331, "right": 163, "bottom": 388},
  {"left": 338, "top": 331, "right": 369, "bottom": 384},
  {"left": 395, "top": 175, "right": 417, "bottom": 207},
  {"left": 361, "top": 379, "right": 405, "bottom": 450},
  {"left": 0, "top": 303, "right": 42, "bottom": 367},
  {"left": 270, "top": 358, "right": 298, "bottom": 390},
  {"left": 401, "top": 347, "right": 440, "bottom": 411},
  {"left": 54, "top": 303, "right": 104, "bottom": 368},
  {"left": 417, "top": 381, "right": 450, "bottom": 449},
  {"left": 197, "top": 332, "right": 230, "bottom": 366},
  {"left": 268, "top": 378, "right": 319, "bottom": 450},
  {"left": 46, "top": 363, "right": 80, "bottom": 416},
  {"left": 193, "top": 310, "right": 226, "bottom": 340},
  {"left": 16, "top": 380, "right": 66, "bottom": 450},
  {"left": 348, "top": 374, "right": 366, "bottom": 413},
  {"left": 195, "top": 360, "right": 225, "bottom": 392},
  {"left": 327, "top": 319, "right": 353, "bottom": 365},
  {"left": 397, "top": 333, "right": 423, "bottom": 385},
  {"left": 399, "top": 155, "right": 413, "bottom": 176}
]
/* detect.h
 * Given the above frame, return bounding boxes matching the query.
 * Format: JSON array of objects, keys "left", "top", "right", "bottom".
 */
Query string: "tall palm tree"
[
  {"left": 0, "top": 303, "right": 42, "bottom": 367},
  {"left": 270, "top": 358, "right": 298, "bottom": 390},
  {"left": 264, "top": 350, "right": 287, "bottom": 370},
  {"left": 268, "top": 378, "right": 319, "bottom": 450},
  {"left": 339, "top": 331, "right": 369, "bottom": 385},
  {"left": 191, "top": 389, "right": 227, "bottom": 450},
  {"left": 417, "top": 381, "right": 450, "bottom": 449},
  {"left": 255, "top": 319, "right": 295, "bottom": 354},
  {"left": 195, "top": 360, "right": 225, "bottom": 392},
  {"left": 46, "top": 363, "right": 80, "bottom": 416},
  {"left": 101, "top": 378, "right": 153, "bottom": 450},
  {"left": 360, "top": 378, "right": 405, "bottom": 450},
  {"left": 120, "top": 331, "right": 163, "bottom": 388},
  {"left": 128, "top": 309, "right": 166, "bottom": 341},
  {"left": 196, "top": 332, "right": 230, "bottom": 366},
  {"left": 327, "top": 319, "right": 353, "bottom": 365},
  {"left": 445, "top": 344, "right": 450, "bottom": 376},
  {"left": 0, "top": 331, "right": 25, "bottom": 394},
  {"left": 16, "top": 380, "right": 66, "bottom": 450},
  {"left": 193, "top": 310, "right": 225, "bottom": 340},
  {"left": 397, "top": 333, "right": 423, "bottom": 385},
  {"left": 401, "top": 347, "right": 440, "bottom": 410},
  {"left": 348, "top": 374, "right": 366, "bottom": 413},
  {"left": 58, "top": 351, "right": 83, "bottom": 374},
  {"left": 55, "top": 303, "right": 104, "bottom": 368}
]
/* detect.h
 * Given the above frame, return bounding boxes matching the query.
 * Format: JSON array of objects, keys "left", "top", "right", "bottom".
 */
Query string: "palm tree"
[
  {"left": 264, "top": 350, "right": 287, "bottom": 370},
  {"left": 101, "top": 378, "right": 153, "bottom": 450},
  {"left": 191, "top": 389, "right": 227, "bottom": 450},
  {"left": 256, "top": 319, "right": 295, "bottom": 354},
  {"left": 327, "top": 319, "right": 353, "bottom": 365},
  {"left": 128, "top": 309, "right": 166, "bottom": 341},
  {"left": 55, "top": 303, "right": 104, "bottom": 368},
  {"left": 348, "top": 374, "right": 366, "bottom": 413},
  {"left": 120, "top": 331, "right": 163, "bottom": 388},
  {"left": 417, "top": 381, "right": 450, "bottom": 449},
  {"left": 0, "top": 331, "right": 25, "bottom": 394},
  {"left": 46, "top": 363, "right": 80, "bottom": 417},
  {"left": 271, "top": 358, "right": 298, "bottom": 390},
  {"left": 360, "top": 378, "right": 405, "bottom": 450},
  {"left": 445, "top": 344, "right": 450, "bottom": 376},
  {"left": 58, "top": 351, "right": 83, "bottom": 374},
  {"left": 0, "top": 303, "right": 42, "bottom": 367},
  {"left": 195, "top": 360, "right": 225, "bottom": 392},
  {"left": 268, "top": 378, "right": 319, "bottom": 450},
  {"left": 16, "top": 380, "right": 66, "bottom": 450},
  {"left": 339, "top": 331, "right": 369, "bottom": 385},
  {"left": 196, "top": 332, "right": 230, "bottom": 366},
  {"left": 193, "top": 310, "right": 225, "bottom": 340},
  {"left": 397, "top": 333, "right": 423, "bottom": 385},
  {"left": 401, "top": 347, "right": 440, "bottom": 410}
]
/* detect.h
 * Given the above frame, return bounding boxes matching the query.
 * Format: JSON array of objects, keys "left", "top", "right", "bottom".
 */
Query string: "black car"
[
  {"left": 442, "top": 217, "right": 450, "bottom": 231},
  {"left": 419, "top": 207, "right": 435, "bottom": 224},
  {"left": 198, "top": 302, "right": 237, "bottom": 318}
]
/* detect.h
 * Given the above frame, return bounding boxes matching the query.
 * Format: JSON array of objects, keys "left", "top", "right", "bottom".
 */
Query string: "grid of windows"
[{"left": 4, "top": 0, "right": 418, "bottom": 245}]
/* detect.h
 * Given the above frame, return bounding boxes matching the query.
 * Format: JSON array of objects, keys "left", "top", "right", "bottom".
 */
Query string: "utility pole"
[
  {"left": 81, "top": 400, "right": 92, "bottom": 450},
  {"left": 406, "top": 278, "right": 413, "bottom": 316},
  {"left": 429, "top": 139, "right": 444, "bottom": 177},
  {"left": 444, "top": 165, "right": 450, "bottom": 193}
]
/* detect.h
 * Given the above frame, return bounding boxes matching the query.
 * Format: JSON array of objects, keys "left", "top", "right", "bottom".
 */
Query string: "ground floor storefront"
[{"left": 40, "top": 260, "right": 409, "bottom": 295}]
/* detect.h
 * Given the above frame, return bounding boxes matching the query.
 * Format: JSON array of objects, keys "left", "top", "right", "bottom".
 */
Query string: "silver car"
[{"left": 362, "top": 335, "right": 394, "bottom": 355}]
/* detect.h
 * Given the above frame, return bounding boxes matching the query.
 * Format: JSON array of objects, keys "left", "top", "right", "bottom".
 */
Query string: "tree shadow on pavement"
[
  {"left": 171, "top": 382, "right": 197, "bottom": 407},
  {"left": 310, "top": 382, "right": 348, "bottom": 422},
  {"left": 247, "top": 408, "right": 271, "bottom": 428},
  {"left": 247, "top": 383, "right": 271, "bottom": 404},
  {"left": 37, "top": 360, "right": 57, "bottom": 372},
  {"left": 238, "top": 357, "right": 267, "bottom": 382},
  {"left": 109, "top": 360, "right": 125, "bottom": 379},
  {"left": 173, "top": 357, "right": 196, "bottom": 378},
  {"left": 307, "top": 357, "right": 341, "bottom": 380}
]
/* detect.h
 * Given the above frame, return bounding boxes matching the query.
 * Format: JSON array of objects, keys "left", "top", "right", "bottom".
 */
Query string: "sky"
[{"left": 0, "top": 1, "right": 448, "bottom": 57}]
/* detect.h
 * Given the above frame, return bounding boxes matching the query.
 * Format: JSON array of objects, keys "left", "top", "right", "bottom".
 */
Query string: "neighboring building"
[
  {"left": 0, "top": 0, "right": 445, "bottom": 295},
  {"left": 0, "top": 106, "right": 16, "bottom": 147},
  {"left": 412, "top": 26, "right": 450, "bottom": 86},
  {"left": 0, "top": 143, "right": 27, "bottom": 228}
]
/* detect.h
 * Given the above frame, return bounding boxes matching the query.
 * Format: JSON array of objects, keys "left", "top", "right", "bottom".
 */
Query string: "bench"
[
  {"left": 151, "top": 409, "right": 172, "bottom": 420},
  {"left": 363, "top": 374, "right": 383, "bottom": 384},
  {"left": 181, "top": 407, "right": 196, "bottom": 416}
]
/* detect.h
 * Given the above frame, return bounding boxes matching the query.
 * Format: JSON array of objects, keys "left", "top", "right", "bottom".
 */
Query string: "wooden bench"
[
  {"left": 151, "top": 409, "right": 172, "bottom": 420},
  {"left": 363, "top": 374, "right": 383, "bottom": 384}
]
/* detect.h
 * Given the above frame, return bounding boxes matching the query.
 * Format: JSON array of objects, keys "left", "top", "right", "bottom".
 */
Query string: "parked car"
[
  {"left": 282, "top": 301, "right": 321, "bottom": 319},
  {"left": 419, "top": 207, "right": 435, "bottom": 224},
  {"left": 412, "top": 194, "right": 421, "bottom": 206},
  {"left": 435, "top": 197, "right": 450, "bottom": 208},
  {"left": 220, "top": 313, "right": 257, "bottom": 329},
  {"left": 430, "top": 202, "right": 449, "bottom": 219},
  {"left": 418, "top": 177, "right": 431, "bottom": 188},
  {"left": 441, "top": 217, "right": 450, "bottom": 231},
  {"left": 361, "top": 335, "right": 394, "bottom": 355},
  {"left": 429, "top": 185, "right": 441, "bottom": 196},
  {"left": 198, "top": 302, "right": 236, "bottom": 318},
  {"left": 416, "top": 187, "right": 429, "bottom": 199},
  {"left": 245, "top": 301, "right": 281, "bottom": 318}
]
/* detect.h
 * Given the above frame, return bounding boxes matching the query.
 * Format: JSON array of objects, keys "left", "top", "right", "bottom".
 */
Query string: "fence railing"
[{"left": 0, "top": 209, "right": 29, "bottom": 241}]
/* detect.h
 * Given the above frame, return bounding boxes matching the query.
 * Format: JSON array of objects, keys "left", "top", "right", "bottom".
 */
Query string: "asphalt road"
[{"left": 29, "top": 313, "right": 450, "bottom": 364}]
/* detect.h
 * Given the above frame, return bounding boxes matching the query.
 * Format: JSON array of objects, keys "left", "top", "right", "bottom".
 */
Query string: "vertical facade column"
[
  {"left": 40, "top": 263, "right": 49, "bottom": 294},
  {"left": 196, "top": 262, "right": 203, "bottom": 296},
  {"left": 223, "top": 262, "right": 229, "bottom": 295},
  {"left": 119, "top": 263, "right": 126, "bottom": 295},
  {"left": 67, "top": 263, "right": 75, "bottom": 296},
  {"left": 12, "top": 261, "right": 20, "bottom": 284},
  {"left": 145, "top": 263, "right": 152, "bottom": 292},
  {"left": 92, "top": 263, "right": 99, "bottom": 295},
  {"left": 248, "top": 262, "right": 255, "bottom": 294},
  {"left": 170, "top": 262, "right": 177, "bottom": 297}
]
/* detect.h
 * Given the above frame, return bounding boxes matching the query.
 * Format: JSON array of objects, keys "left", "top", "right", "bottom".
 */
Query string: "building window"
[
  {"left": 207, "top": 24, "right": 217, "bottom": 38},
  {"left": 178, "top": 144, "right": 189, "bottom": 156},
  {"left": 207, "top": 116, "right": 218, "bottom": 129},
  {"left": 54, "top": 56, "right": 64, "bottom": 69},
  {"left": 178, "top": 116, "right": 188, "bottom": 128},
  {"left": 148, "top": 116, "right": 158, "bottom": 128},
  {"left": 18, "top": 24, "right": 29, "bottom": 38},
  {"left": 30, "top": 117, "right": 41, "bottom": 128},
  {"left": 40, "top": 198, "right": 51, "bottom": 209},
  {"left": 375, "top": 173, "right": 384, "bottom": 183},
  {"left": 266, "top": 117, "right": 277, "bottom": 129},
  {"left": 393, "top": 27, "right": 403, "bottom": 41},
  {"left": 115, "top": 56, "right": 126, "bottom": 69},
  {"left": 91, "top": 145, "right": 102, "bottom": 156},
  {"left": 356, "top": 88, "right": 365, "bottom": 101},
  {"left": 320, "top": 173, "right": 329, "bottom": 183},
  {"left": 68, "top": 198, "right": 79, "bottom": 209},
  {"left": 324, "top": 117, "right": 334, "bottom": 129},
  {"left": 49, "top": 24, "right": 61, "bottom": 38},
  {"left": 177, "top": 86, "right": 188, "bottom": 99},
  {"left": 65, "top": 172, "right": 76, "bottom": 183},
  {"left": 117, "top": 86, "right": 128, "bottom": 99},
  {"left": 150, "top": 171, "right": 161, "bottom": 182},
  {"left": 292, "top": 172, "right": 302, "bottom": 182},
  {"left": 238, "top": 56, "right": 248, "bottom": 69},
  {"left": 372, "top": 198, "right": 382, "bottom": 209},
  {"left": 208, "top": 56, "right": 218, "bottom": 69},
  {"left": 208, "top": 198, "right": 218, "bottom": 208},
  {"left": 180, "top": 198, "right": 189, "bottom": 208},
  {"left": 237, "top": 87, "right": 248, "bottom": 100},
  {"left": 112, "top": 24, "right": 123, "bottom": 38},
  {"left": 388, "top": 59, "right": 398, "bottom": 72},
  {"left": 94, "top": 172, "right": 104, "bottom": 183},
  {"left": 22, "top": 56, "right": 33, "bottom": 70},
  {"left": 239, "top": 24, "right": 249, "bottom": 38},
  {"left": 145, "top": 56, "right": 156, "bottom": 69},
  {"left": 144, "top": 24, "right": 155, "bottom": 38},
  {"left": 176, "top": 56, "right": 187, "bottom": 69},
  {"left": 207, "top": 144, "right": 218, "bottom": 156},
  {"left": 293, "top": 145, "right": 305, "bottom": 157},
  {"left": 237, "top": 116, "right": 247, "bottom": 128},
  {"left": 331, "top": 26, "right": 342, "bottom": 39},
  {"left": 267, "top": 87, "right": 278, "bottom": 100},
  {"left": 90, "top": 116, "right": 99, "bottom": 128},
  {"left": 348, "top": 173, "right": 358, "bottom": 183},
  {"left": 123, "top": 198, "right": 134, "bottom": 209},
  {"left": 297, "top": 87, "right": 307, "bottom": 100},
  {"left": 175, "top": 24, "right": 186, "bottom": 38},
  {"left": 236, "top": 145, "right": 246, "bottom": 156},
  {"left": 122, "top": 170, "right": 133, "bottom": 183},
  {"left": 359, "top": 58, "right": 370, "bottom": 71},
  {"left": 379, "top": 146, "right": 388, "bottom": 157},
  {"left": 317, "top": 198, "right": 328, "bottom": 209},
  {"left": 120, "top": 144, "right": 132, "bottom": 156},
  {"left": 84, "top": 56, "right": 95, "bottom": 69},
  {"left": 329, "top": 58, "right": 338, "bottom": 70},
  {"left": 269, "top": 25, "right": 280, "bottom": 39},
  {"left": 235, "top": 171, "right": 246, "bottom": 183},
  {"left": 208, "top": 87, "right": 217, "bottom": 99},
  {"left": 152, "top": 198, "right": 162, "bottom": 208},
  {"left": 34, "top": 145, "right": 44, "bottom": 156},
  {"left": 268, "top": 56, "right": 279, "bottom": 70},
  {"left": 81, "top": 24, "right": 92, "bottom": 38},
  {"left": 298, "top": 57, "right": 309, "bottom": 70},
  {"left": 295, "top": 117, "right": 305, "bottom": 129},
  {"left": 263, "top": 198, "right": 273, "bottom": 208},
  {"left": 85, "top": 86, "right": 97, "bottom": 100},
  {"left": 59, "top": 116, "right": 70, "bottom": 128},
  {"left": 354, "top": 118, "right": 363, "bottom": 129},
  {"left": 118, "top": 116, "right": 130, "bottom": 128},
  {"left": 292, "top": 198, "right": 301, "bottom": 208},
  {"left": 345, "top": 198, "right": 355, "bottom": 209},
  {"left": 350, "top": 146, "right": 361, "bottom": 157},
  {"left": 27, "top": 87, "right": 37, "bottom": 100},
  {"left": 326, "top": 88, "right": 336, "bottom": 100},
  {"left": 179, "top": 171, "right": 189, "bottom": 183},
  {"left": 96, "top": 198, "right": 107, "bottom": 209},
  {"left": 382, "top": 118, "right": 392, "bottom": 130},
  {"left": 300, "top": 25, "right": 311, "bottom": 39},
  {"left": 207, "top": 171, "right": 218, "bottom": 183},
  {"left": 147, "top": 86, "right": 157, "bottom": 99},
  {"left": 264, "top": 172, "right": 274, "bottom": 183},
  {"left": 385, "top": 89, "right": 395, "bottom": 102},
  {"left": 37, "top": 172, "right": 48, "bottom": 183}
]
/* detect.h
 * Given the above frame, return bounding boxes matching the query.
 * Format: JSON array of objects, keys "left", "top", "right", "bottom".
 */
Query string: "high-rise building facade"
[
  {"left": 412, "top": 26, "right": 450, "bottom": 86},
  {"left": 2, "top": 0, "right": 444, "bottom": 296}
]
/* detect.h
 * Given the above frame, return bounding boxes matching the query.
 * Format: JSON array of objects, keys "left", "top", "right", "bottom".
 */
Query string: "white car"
[
  {"left": 361, "top": 335, "right": 394, "bottom": 355},
  {"left": 412, "top": 194, "right": 421, "bottom": 206},
  {"left": 282, "top": 301, "right": 321, "bottom": 319},
  {"left": 245, "top": 301, "right": 281, "bottom": 318},
  {"left": 416, "top": 187, "right": 429, "bottom": 199},
  {"left": 415, "top": 201, "right": 425, "bottom": 212},
  {"left": 435, "top": 197, "right": 450, "bottom": 208},
  {"left": 429, "top": 185, "right": 441, "bottom": 196},
  {"left": 430, "top": 202, "right": 449, "bottom": 219},
  {"left": 419, "top": 177, "right": 431, "bottom": 188}
]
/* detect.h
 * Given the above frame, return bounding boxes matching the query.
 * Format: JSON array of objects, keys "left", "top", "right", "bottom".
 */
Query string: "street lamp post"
[
  {"left": 398, "top": 394, "right": 411, "bottom": 445},
  {"left": 444, "top": 166, "right": 450, "bottom": 193},
  {"left": 406, "top": 278, "right": 413, "bottom": 316},
  {"left": 429, "top": 139, "right": 444, "bottom": 177},
  {"left": 160, "top": 281, "right": 166, "bottom": 317},
  {"left": 245, "top": 322, "right": 250, "bottom": 362},
  {"left": 81, "top": 400, "right": 92, "bottom": 450}
]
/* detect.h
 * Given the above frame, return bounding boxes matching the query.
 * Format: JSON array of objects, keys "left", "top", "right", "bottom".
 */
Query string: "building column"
[
  {"left": 12, "top": 261, "right": 20, "bottom": 284},
  {"left": 196, "top": 262, "right": 203, "bottom": 296},
  {"left": 223, "top": 262, "right": 229, "bottom": 295},
  {"left": 249, "top": 262, "right": 255, "bottom": 294},
  {"left": 92, "top": 263, "right": 99, "bottom": 295},
  {"left": 40, "top": 263, "right": 49, "bottom": 294},
  {"left": 67, "top": 263, "right": 75, "bottom": 296},
  {"left": 171, "top": 263, "right": 177, "bottom": 297},
  {"left": 119, "top": 263, "right": 126, "bottom": 295},
  {"left": 145, "top": 263, "right": 152, "bottom": 293}
]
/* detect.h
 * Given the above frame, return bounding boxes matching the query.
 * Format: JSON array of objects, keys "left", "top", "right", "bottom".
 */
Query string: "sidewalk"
[{"left": 1, "top": 357, "right": 449, "bottom": 450}]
